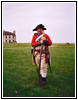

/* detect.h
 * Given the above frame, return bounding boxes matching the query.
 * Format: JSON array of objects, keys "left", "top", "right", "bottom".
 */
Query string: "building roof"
[{"left": 3, "top": 30, "right": 16, "bottom": 36}]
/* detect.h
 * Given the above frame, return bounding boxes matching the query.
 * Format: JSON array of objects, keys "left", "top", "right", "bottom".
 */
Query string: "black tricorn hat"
[{"left": 33, "top": 24, "right": 46, "bottom": 31}]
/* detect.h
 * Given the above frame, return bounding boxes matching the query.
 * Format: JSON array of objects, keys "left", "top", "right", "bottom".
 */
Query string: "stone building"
[{"left": 3, "top": 30, "right": 17, "bottom": 43}]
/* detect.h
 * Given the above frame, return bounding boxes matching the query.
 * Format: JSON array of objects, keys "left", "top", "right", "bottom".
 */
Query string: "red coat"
[{"left": 31, "top": 33, "right": 52, "bottom": 47}]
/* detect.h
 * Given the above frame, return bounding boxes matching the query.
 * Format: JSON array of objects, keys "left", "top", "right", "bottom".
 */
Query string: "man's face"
[{"left": 37, "top": 28, "right": 43, "bottom": 35}]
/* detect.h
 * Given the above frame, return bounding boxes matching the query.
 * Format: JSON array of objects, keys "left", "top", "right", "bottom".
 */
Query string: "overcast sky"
[{"left": 3, "top": 2, "right": 76, "bottom": 43}]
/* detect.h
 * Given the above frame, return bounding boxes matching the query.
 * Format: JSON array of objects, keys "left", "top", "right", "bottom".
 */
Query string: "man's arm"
[
  {"left": 43, "top": 34, "right": 52, "bottom": 46},
  {"left": 31, "top": 35, "right": 41, "bottom": 47},
  {"left": 31, "top": 35, "right": 38, "bottom": 47}
]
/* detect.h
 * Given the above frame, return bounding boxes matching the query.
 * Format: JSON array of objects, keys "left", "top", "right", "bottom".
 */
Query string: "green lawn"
[{"left": 3, "top": 43, "right": 75, "bottom": 97}]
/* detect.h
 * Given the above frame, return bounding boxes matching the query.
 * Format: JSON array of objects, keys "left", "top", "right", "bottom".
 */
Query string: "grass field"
[{"left": 3, "top": 43, "right": 75, "bottom": 97}]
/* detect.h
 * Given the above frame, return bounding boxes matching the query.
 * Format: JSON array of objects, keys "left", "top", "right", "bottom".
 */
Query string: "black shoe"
[
  {"left": 41, "top": 77, "right": 46, "bottom": 86},
  {"left": 38, "top": 76, "right": 46, "bottom": 87}
]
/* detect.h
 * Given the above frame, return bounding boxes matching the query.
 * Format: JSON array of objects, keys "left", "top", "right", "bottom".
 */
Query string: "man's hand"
[
  {"left": 37, "top": 36, "right": 48, "bottom": 46},
  {"left": 40, "top": 37, "right": 46, "bottom": 43}
]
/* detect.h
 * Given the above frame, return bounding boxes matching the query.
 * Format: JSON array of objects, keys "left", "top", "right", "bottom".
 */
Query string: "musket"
[{"left": 38, "top": 44, "right": 43, "bottom": 87}]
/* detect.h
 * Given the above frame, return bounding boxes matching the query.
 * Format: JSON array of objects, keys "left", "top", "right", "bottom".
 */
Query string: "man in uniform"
[{"left": 31, "top": 24, "right": 52, "bottom": 87}]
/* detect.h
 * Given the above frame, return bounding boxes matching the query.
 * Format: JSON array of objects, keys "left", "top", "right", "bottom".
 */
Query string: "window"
[
  {"left": 6, "top": 36, "right": 7, "bottom": 38},
  {"left": 9, "top": 40, "right": 11, "bottom": 43},
  {"left": 13, "top": 40, "right": 14, "bottom": 42},
  {"left": 6, "top": 40, "right": 7, "bottom": 43}
]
